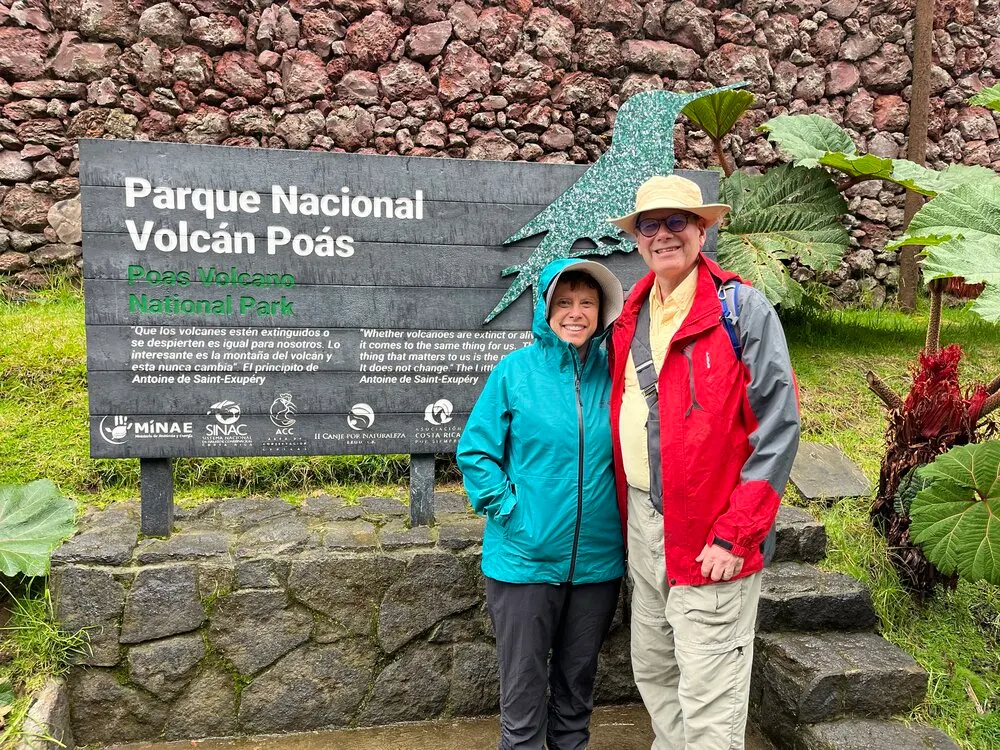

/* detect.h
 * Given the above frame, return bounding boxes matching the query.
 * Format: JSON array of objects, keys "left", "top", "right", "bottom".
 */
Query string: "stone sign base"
[{"left": 50, "top": 494, "right": 636, "bottom": 746}]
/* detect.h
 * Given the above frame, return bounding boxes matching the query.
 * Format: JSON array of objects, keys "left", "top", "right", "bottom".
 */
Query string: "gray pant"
[{"left": 486, "top": 577, "right": 622, "bottom": 750}]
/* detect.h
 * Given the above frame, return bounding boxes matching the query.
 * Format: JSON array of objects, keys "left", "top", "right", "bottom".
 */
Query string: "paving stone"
[
  {"left": 134, "top": 529, "right": 233, "bottom": 564},
  {"left": 18, "top": 677, "right": 73, "bottom": 750},
  {"left": 322, "top": 520, "right": 379, "bottom": 550},
  {"left": 120, "top": 565, "right": 204, "bottom": 644},
  {"left": 50, "top": 565, "right": 127, "bottom": 666},
  {"left": 787, "top": 718, "right": 961, "bottom": 750},
  {"left": 790, "top": 442, "right": 871, "bottom": 501},
  {"left": 758, "top": 563, "right": 877, "bottom": 633},
  {"left": 208, "top": 589, "right": 312, "bottom": 676},
  {"left": 753, "top": 631, "right": 928, "bottom": 724},
  {"left": 437, "top": 515, "right": 485, "bottom": 550},
  {"left": 773, "top": 505, "right": 827, "bottom": 563},
  {"left": 379, "top": 518, "right": 436, "bottom": 549},
  {"left": 288, "top": 555, "right": 405, "bottom": 637},
  {"left": 127, "top": 633, "right": 204, "bottom": 701}
]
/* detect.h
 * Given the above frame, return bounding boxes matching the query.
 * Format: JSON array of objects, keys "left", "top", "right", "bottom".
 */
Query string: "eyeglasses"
[{"left": 636, "top": 213, "right": 692, "bottom": 237}]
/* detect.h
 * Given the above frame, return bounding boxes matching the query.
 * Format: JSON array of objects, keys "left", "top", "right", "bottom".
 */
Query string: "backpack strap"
[
  {"left": 630, "top": 296, "right": 664, "bottom": 515},
  {"left": 718, "top": 280, "right": 743, "bottom": 361}
]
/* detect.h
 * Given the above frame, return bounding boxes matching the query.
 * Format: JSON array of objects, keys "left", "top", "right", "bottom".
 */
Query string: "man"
[{"left": 606, "top": 175, "right": 800, "bottom": 749}]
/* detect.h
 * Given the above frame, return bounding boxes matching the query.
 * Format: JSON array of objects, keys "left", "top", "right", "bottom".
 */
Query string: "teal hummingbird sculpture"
[{"left": 486, "top": 83, "right": 746, "bottom": 323}]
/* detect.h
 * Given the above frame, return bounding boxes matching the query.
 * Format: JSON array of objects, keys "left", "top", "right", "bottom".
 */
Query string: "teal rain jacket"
[{"left": 457, "top": 259, "right": 625, "bottom": 585}]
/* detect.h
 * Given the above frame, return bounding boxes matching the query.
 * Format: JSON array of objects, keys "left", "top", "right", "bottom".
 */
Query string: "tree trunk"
[{"left": 899, "top": 0, "right": 934, "bottom": 311}]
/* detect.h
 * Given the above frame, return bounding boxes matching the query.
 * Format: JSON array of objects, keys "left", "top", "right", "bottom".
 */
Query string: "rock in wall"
[{"left": 0, "top": 0, "right": 998, "bottom": 303}]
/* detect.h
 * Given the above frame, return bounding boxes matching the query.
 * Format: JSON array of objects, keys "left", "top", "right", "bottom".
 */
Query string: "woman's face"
[{"left": 547, "top": 279, "right": 599, "bottom": 351}]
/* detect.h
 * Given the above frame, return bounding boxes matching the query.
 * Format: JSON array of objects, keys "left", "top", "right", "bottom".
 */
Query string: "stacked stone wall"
[{"left": 0, "top": 0, "right": 997, "bottom": 303}]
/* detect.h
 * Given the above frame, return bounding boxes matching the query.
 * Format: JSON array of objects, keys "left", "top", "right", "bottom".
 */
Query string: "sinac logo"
[
  {"left": 424, "top": 399, "right": 454, "bottom": 425},
  {"left": 99, "top": 415, "right": 130, "bottom": 445},
  {"left": 208, "top": 400, "right": 241, "bottom": 425},
  {"left": 270, "top": 393, "right": 297, "bottom": 428},
  {"left": 348, "top": 403, "right": 375, "bottom": 431}
]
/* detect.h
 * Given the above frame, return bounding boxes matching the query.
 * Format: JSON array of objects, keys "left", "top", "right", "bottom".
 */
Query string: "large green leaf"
[
  {"left": 0, "top": 480, "right": 76, "bottom": 577},
  {"left": 911, "top": 442, "right": 1000, "bottom": 585},
  {"left": 888, "top": 182, "right": 1000, "bottom": 321},
  {"left": 759, "top": 115, "right": 856, "bottom": 167},
  {"left": 717, "top": 165, "right": 850, "bottom": 306},
  {"left": 968, "top": 83, "right": 1000, "bottom": 112},
  {"left": 682, "top": 89, "right": 756, "bottom": 140}
]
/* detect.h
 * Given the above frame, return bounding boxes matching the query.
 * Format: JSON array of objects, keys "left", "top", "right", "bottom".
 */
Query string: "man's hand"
[{"left": 696, "top": 544, "right": 744, "bottom": 582}]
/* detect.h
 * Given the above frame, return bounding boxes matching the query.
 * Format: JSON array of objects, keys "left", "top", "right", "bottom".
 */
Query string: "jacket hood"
[{"left": 533, "top": 258, "right": 623, "bottom": 349}]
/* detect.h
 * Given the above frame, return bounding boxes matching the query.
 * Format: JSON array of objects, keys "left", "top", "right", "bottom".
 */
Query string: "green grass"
[
  {"left": 2, "top": 287, "right": 1000, "bottom": 746},
  {"left": 0, "top": 583, "right": 88, "bottom": 748},
  {"left": 782, "top": 304, "right": 1000, "bottom": 749}
]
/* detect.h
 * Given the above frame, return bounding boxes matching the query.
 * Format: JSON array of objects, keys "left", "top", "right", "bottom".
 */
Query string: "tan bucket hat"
[{"left": 608, "top": 175, "right": 730, "bottom": 236}]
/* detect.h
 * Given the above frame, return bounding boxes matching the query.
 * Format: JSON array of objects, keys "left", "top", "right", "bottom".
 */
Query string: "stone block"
[
  {"left": 790, "top": 442, "right": 871, "bottom": 501},
  {"left": 16, "top": 678, "right": 73, "bottom": 750},
  {"left": 134, "top": 529, "right": 233, "bottom": 565},
  {"left": 120, "top": 565, "right": 204, "bottom": 644},
  {"left": 52, "top": 505, "right": 139, "bottom": 566},
  {"left": 50, "top": 565, "right": 126, "bottom": 667},
  {"left": 68, "top": 670, "right": 167, "bottom": 746},
  {"left": 594, "top": 626, "right": 640, "bottom": 704},
  {"left": 361, "top": 495, "right": 408, "bottom": 516},
  {"left": 378, "top": 552, "right": 479, "bottom": 653},
  {"left": 357, "top": 644, "right": 451, "bottom": 725},
  {"left": 437, "top": 515, "right": 485, "bottom": 550},
  {"left": 164, "top": 667, "right": 237, "bottom": 740},
  {"left": 433, "top": 492, "right": 473, "bottom": 514},
  {"left": 379, "top": 519, "right": 435, "bottom": 549},
  {"left": 301, "top": 495, "right": 363, "bottom": 521},
  {"left": 234, "top": 557, "right": 285, "bottom": 588},
  {"left": 449, "top": 642, "right": 500, "bottom": 717},
  {"left": 127, "top": 633, "right": 204, "bottom": 701},
  {"left": 753, "top": 632, "right": 928, "bottom": 724},
  {"left": 215, "top": 497, "right": 295, "bottom": 532},
  {"left": 773, "top": 506, "right": 827, "bottom": 563},
  {"left": 289, "top": 555, "right": 405, "bottom": 636},
  {"left": 794, "top": 718, "right": 960, "bottom": 750},
  {"left": 208, "top": 589, "right": 312, "bottom": 676},
  {"left": 238, "top": 643, "right": 375, "bottom": 733},
  {"left": 322, "top": 520, "right": 379, "bottom": 550},
  {"left": 234, "top": 514, "right": 315, "bottom": 558},
  {"left": 758, "top": 563, "right": 877, "bottom": 633}
]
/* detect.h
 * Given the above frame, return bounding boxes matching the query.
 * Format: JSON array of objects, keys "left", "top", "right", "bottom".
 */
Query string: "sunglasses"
[{"left": 636, "top": 213, "right": 693, "bottom": 237}]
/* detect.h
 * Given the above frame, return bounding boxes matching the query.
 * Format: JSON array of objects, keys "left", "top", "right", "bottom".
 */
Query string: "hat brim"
[
  {"left": 608, "top": 202, "right": 730, "bottom": 236},
  {"left": 544, "top": 260, "right": 624, "bottom": 330}
]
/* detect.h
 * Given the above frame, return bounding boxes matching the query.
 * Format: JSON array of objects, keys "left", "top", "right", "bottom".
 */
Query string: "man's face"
[
  {"left": 635, "top": 209, "right": 706, "bottom": 284},
  {"left": 547, "top": 280, "right": 600, "bottom": 350}
]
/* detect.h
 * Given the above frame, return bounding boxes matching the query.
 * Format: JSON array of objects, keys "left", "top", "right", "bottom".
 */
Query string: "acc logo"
[
  {"left": 207, "top": 400, "right": 241, "bottom": 425},
  {"left": 347, "top": 403, "right": 375, "bottom": 431},
  {"left": 99, "top": 415, "right": 130, "bottom": 445},
  {"left": 270, "top": 393, "right": 297, "bottom": 428},
  {"left": 424, "top": 399, "right": 454, "bottom": 425}
]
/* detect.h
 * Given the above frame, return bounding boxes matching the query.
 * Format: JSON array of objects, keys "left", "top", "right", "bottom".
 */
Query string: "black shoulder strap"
[{"left": 630, "top": 296, "right": 663, "bottom": 514}]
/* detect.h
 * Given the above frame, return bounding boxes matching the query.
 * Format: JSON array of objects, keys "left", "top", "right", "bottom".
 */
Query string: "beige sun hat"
[
  {"left": 608, "top": 175, "right": 731, "bottom": 236},
  {"left": 544, "top": 260, "right": 624, "bottom": 330}
]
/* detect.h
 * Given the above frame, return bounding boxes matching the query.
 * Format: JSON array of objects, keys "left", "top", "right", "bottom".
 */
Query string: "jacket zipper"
[{"left": 567, "top": 366, "right": 584, "bottom": 583}]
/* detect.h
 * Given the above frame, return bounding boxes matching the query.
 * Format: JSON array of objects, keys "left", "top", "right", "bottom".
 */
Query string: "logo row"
[{"left": 98, "top": 396, "right": 455, "bottom": 445}]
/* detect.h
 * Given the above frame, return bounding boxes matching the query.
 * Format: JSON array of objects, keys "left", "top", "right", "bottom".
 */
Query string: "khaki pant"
[{"left": 627, "top": 485, "right": 761, "bottom": 750}]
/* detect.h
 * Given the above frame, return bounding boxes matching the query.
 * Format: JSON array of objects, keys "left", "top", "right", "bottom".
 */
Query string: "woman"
[{"left": 458, "top": 258, "right": 626, "bottom": 750}]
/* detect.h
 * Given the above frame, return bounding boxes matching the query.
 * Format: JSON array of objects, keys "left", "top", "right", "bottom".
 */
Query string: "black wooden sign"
[{"left": 82, "top": 140, "right": 719, "bottom": 466}]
